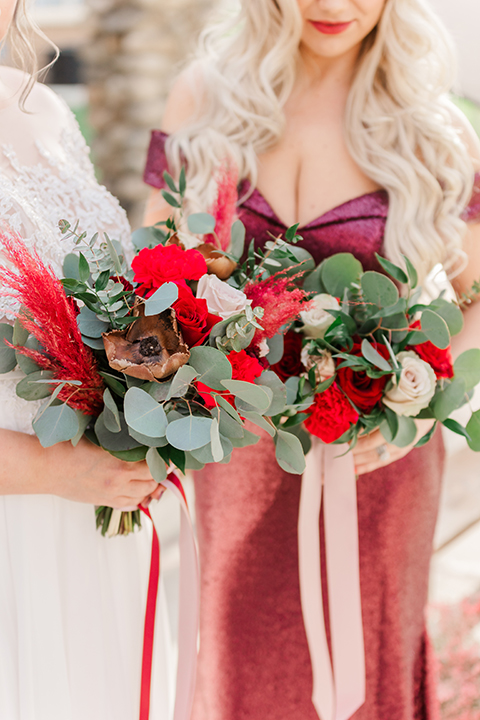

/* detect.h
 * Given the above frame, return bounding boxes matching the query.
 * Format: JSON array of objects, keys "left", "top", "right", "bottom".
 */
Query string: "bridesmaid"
[{"left": 144, "top": 1, "right": 480, "bottom": 718}]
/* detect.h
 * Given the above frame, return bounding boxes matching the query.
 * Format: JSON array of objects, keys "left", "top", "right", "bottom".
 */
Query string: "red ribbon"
[{"left": 139, "top": 504, "right": 160, "bottom": 720}]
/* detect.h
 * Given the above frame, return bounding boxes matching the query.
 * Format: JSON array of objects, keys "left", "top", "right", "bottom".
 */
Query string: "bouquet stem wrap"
[
  {"left": 139, "top": 473, "right": 199, "bottom": 720},
  {"left": 298, "top": 441, "right": 365, "bottom": 720}
]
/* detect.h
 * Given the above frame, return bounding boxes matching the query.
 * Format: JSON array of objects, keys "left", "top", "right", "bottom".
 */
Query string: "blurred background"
[{"left": 16, "top": 0, "right": 480, "bottom": 715}]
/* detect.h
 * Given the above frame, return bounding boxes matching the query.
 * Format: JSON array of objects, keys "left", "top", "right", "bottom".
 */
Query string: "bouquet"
[
  {"left": 271, "top": 250, "right": 480, "bottom": 453},
  {"left": 0, "top": 167, "right": 312, "bottom": 536}
]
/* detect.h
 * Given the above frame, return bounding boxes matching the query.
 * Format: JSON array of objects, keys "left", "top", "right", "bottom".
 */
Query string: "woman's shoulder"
[
  {"left": 161, "top": 63, "right": 206, "bottom": 133},
  {"left": 0, "top": 67, "right": 68, "bottom": 116}
]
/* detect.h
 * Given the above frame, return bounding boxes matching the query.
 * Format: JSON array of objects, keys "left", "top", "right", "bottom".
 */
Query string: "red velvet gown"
[{"left": 145, "top": 131, "right": 480, "bottom": 720}]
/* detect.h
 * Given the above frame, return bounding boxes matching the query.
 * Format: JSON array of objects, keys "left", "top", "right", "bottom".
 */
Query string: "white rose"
[
  {"left": 196, "top": 274, "right": 252, "bottom": 320},
  {"left": 257, "top": 338, "right": 270, "bottom": 358},
  {"left": 300, "top": 293, "right": 340, "bottom": 339},
  {"left": 301, "top": 343, "right": 336, "bottom": 383},
  {"left": 383, "top": 351, "right": 436, "bottom": 417}
]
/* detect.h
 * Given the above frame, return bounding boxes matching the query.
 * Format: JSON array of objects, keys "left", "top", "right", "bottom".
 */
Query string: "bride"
[{"left": 0, "top": 2, "right": 171, "bottom": 719}]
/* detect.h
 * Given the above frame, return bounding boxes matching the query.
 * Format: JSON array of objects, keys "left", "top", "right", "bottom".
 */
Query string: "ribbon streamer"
[
  {"left": 298, "top": 441, "right": 365, "bottom": 720},
  {"left": 139, "top": 472, "right": 200, "bottom": 720}
]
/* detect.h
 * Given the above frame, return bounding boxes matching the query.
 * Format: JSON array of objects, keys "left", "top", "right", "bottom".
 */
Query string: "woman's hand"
[
  {"left": 43, "top": 437, "right": 161, "bottom": 508},
  {"left": 0, "top": 429, "right": 161, "bottom": 509},
  {"left": 352, "top": 418, "right": 435, "bottom": 475}
]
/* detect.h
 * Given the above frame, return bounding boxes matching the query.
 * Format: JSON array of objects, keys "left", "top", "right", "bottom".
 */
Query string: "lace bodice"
[{"left": 0, "top": 68, "right": 131, "bottom": 433}]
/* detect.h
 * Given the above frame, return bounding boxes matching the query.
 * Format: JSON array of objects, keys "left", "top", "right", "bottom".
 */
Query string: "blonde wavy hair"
[
  {"left": 4, "top": 0, "right": 59, "bottom": 109},
  {"left": 165, "top": 0, "right": 474, "bottom": 282}
]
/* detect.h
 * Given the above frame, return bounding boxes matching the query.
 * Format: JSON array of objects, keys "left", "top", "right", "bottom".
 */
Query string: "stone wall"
[{"left": 84, "top": 0, "right": 217, "bottom": 227}]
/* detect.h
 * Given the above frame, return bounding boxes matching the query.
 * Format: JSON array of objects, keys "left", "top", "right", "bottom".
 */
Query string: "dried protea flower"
[
  {"left": 102, "top": 301, "right": 189, "bottom": 381},
  {"left": 195, "top": 243, "right": 237, "bottom": 281}
]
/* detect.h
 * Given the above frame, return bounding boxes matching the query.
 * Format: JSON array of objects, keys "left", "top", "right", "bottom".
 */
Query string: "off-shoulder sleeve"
[
  {"left": 462, "top": 172, "right": 480, "bottom": 223},
  {"left": 143, "top": 130, "right": 169, "bottom": 189}
]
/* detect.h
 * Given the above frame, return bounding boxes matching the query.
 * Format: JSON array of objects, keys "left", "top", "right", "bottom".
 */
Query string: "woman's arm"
[
  {"left": 0, "top": 428, "right": 159, "bottom": 508},
  {"left": 143, "top": 72, "right": 198, "bottom": 227}
]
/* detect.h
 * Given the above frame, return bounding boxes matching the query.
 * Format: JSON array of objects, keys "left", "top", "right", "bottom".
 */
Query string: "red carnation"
[
  {"left": 196, "top": 349, "right": 263, "bottom": 409},
  {"left": 173, "top": 285, "right": 220, "bottom": 347},
  {"left": 336, "top": 342, "right": 391, "bottom": 413},
  {"left": 407, "top": 320, "right": 454, "bottom": 379},
  {"left": 304, "top": 383, "right": 359, "bottom": 444},
  {"left": 271, "top": 331, "right": 304, "bottom": 382},
  {"left": 227, "top": 349, "right": 264, "bottom": 383},
  {"left": 132, "top": 244, "right": 207, "bottom": 297}
]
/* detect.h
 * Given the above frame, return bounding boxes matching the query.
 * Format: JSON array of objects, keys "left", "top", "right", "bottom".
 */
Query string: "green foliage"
[
  {"left": 0, "top": 324, "right": 16, "bottom": 373},
  {"left": 188, "top": 346, "right": 232, "bottom": 391},
  {"left": 453, "top": 349, "right": 480, "bottom": 392},
  {"left": 33, "top": 403, "right": 80, "bottom": 447},
  {"left": 187, "top": 213, "right": 216, "bottom": 235},
  {"left": 143, "top": 283, "right": 178, "bottom": 316},
  {"left": 274, "top": 429, "right": 306, "bottom": 474},
  {"left": 124, "top": 387, "right": 168, "bottom": 437},
  {"left": 166, "top": 416, "right": 214, "bottom": 451}
]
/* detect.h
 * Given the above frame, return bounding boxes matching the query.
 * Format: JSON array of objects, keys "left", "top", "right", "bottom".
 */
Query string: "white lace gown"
[{"left": 0, "top": 68, "right": 173, "bottom": 720}]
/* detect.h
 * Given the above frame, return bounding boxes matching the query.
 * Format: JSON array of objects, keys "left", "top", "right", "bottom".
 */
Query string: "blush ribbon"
[
  {"left": 139, "top": 472, "right": 200, "bottom": 720},
  {"left": 298, "top": 440, "right": 365, "bottom": 720}
]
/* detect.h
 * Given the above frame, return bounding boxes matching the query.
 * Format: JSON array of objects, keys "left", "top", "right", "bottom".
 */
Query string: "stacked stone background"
[{"left": 84, "top": 0, "right": 217, "bottom": 227}]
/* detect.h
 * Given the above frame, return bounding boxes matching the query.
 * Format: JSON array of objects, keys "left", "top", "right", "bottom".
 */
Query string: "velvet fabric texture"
[{"left": 144, "top": 130, "right": 480, "bottom": 720}]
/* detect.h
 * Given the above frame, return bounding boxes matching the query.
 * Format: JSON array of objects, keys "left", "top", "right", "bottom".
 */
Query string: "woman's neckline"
[{"left": 239, "top": 178, "right": 388, "bottom": 230}]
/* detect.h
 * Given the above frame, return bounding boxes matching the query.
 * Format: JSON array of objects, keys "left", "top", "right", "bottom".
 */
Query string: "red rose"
[
  {"left": 227, "top": 350, "right": 264, "bottom": 383},
  {"left": 407, "top": 320, "right": 454, "bottom": 379},
  {"left": 270, "top": 331, "right": 304, "bottom": 382},
  {"left": 132, "top": 244, "right": 207, "bottom": 297},
  {"left": 336, "top": 342, "right": 391, "bottom": 413},
  {"left": 304, "top": 384, "right": 359, "bottom": 443},
  {"left": 173, "top": 286, "right": 220, "bottom": 347}
]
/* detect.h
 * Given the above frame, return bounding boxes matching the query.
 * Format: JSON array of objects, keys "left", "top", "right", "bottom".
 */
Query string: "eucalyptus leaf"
[
  {"left": 230, "top": 220, "right": 246, "bottom": 259},
  {"left": 109, "top": 447, "right": 148, "bottom": 462},
  {"left": 62, "top": 253, "right": 82, "bottom": 280},
  {"left": 124, "top": 387, "right": 168, "bottom": 437},
  {"left": 104, "top": 233, "right": 122, "bottom": 275},
  {"left": 78, "top": 253, "right": 90, "bottom": 282},
  {"left": 374, "top": 254, "right": 408, "bottom": 284},
  {"left": 187, "top": 212, "right": 216, "bottom": 235},
  {"left": 189, "top": 346, "right": 232, "bottom": 391},
  {"left": 390, "top": 415, "right": 417, "bottom": 448},
  {"left": 414, "top": 421, "right": 437, "bottom": 448},
  {"left": 145, "top": 379, "right": 172, "bottom": 402},
  {"left": 33, "top": 403, "right": 80, "bottom": 447},
  {"left": 361, "top": 339, "right": 392, "bottom": 372},
  {"left": 167, "top": 364, "right": 199, "bottom": 399},
  {"left": 241, "top": 411, "right": 276, "bottom": 437},
  {"left": 285, "top": 424, "right": 312, "bottom": 455},
  {"left": 285, "top": 376, "right": 300, "bottom": 405},
  {"left": 420, "top": 309, "right": 450, "bottom": 350},
  {"left": 146, "top": 447, "right": 168, "bottom": 483},
  {"left": 143, "top": 283, "right": 178, "bottom": 316},
  {"left": 13, "top": 315, "right": 29, "bottom": 346},
  {"left": 430, "top": 378, "right": 467, "bottom": 422},
  {"left": 256, "top": 370, "right": 287, "bottom": 416},
  {"left": 221, "top": 379, "right": 272, "bottom": 413},
  {"left": 71, "top": 411, "right": 92, "bottom": 447},
  {"left": 99, "top": 372, "right": 126, "bottom": 397},
  {"left": 210, "top": 418, "right": 224, "bottom": 462},
  {"left": 265, "top": 333, "right": 284, "bottom": 365},
  {"left": 184, "top": 452, "right": 206, "bottom": 471},
  {"left": 466, "top": 410, "right": 480, "bottom": 452},
  {"left": 0, "top": 324, "right": 16, "bottom": 373},
  {"left": 303, "top": 263, "right": 327, "bottom": 294},
  {"left": 132, "top": 226, "right": 166, "bottom": 252},
  {"left": 442, "top": 418, "right": 471, "bottom": 441},
  {"left": 403, "top": 255, "right": 418, "bottom": 288},
  {"left": 16, "top": 370, "right": 54, "bottom": 400},
  {"left": 230, "top": 428, "right": 261, "bottom": 448},
  {"left": 211, "top": 406, "right": 244, "bottom": 439},
  {"left": 77, "top": 306, "right": 110, "bottom": 339},
  {"left": 361, "top": 272, "right": 399, "bottom": 310},
  {"left": 274, "top": 429, "right": 306, "bottom": 474},
  {"left": 103, "top": 387, "right": 121, "bottom": 433},
  {"left": 453, "top": 349, "right": 480, "bottom": 392},
  {"left": 128, "top": 427, "right": 168, "bottom": 447},
  {"left": 95, "top": 411, "right": 143, "bottom": 451},
  {"left": 216, "top": 394, "right": 243, "bottom": 423},
  {"left": 320, "top": 253, "right": 363, "bottom": 297},
  {"left": 82, "top": 336, "right": 106, "bottom": 350},
  {"left": 430, "top": 298, "right": 464, "bottom": 337},
  {"left": 166, "top": 415, "right": 214, "bottom": 451},
  {"left": 190, "top": 434, "right": 233, "bottom": 464}
]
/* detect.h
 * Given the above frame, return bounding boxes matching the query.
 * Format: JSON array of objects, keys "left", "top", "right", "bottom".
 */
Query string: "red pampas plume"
[
  {"left": 245, "top": 270, "right": 311, "bottom": 344},
  {"left": 0, "top": 231, "right": 104, "bottom": 415},
  {"left": 205, "top": 162, "right": 239, "bottom": 251}
]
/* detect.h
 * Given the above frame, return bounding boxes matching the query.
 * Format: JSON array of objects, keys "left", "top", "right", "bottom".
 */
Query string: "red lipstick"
[{"left": 310, "top": 20, "right": 353, "bottom": 35}]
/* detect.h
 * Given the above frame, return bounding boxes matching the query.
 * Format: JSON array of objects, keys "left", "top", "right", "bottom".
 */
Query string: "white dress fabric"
[{"left": 0, "top": 68, "right": 172, "bottom": 720}]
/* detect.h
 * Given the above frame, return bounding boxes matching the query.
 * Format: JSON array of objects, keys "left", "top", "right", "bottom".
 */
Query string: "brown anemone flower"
[
  {"left": 102, "top": 301, "right": 189, "bottom": 381},
  {"left": 195, "top": 242, "right": 237, "bottom": 281}
]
